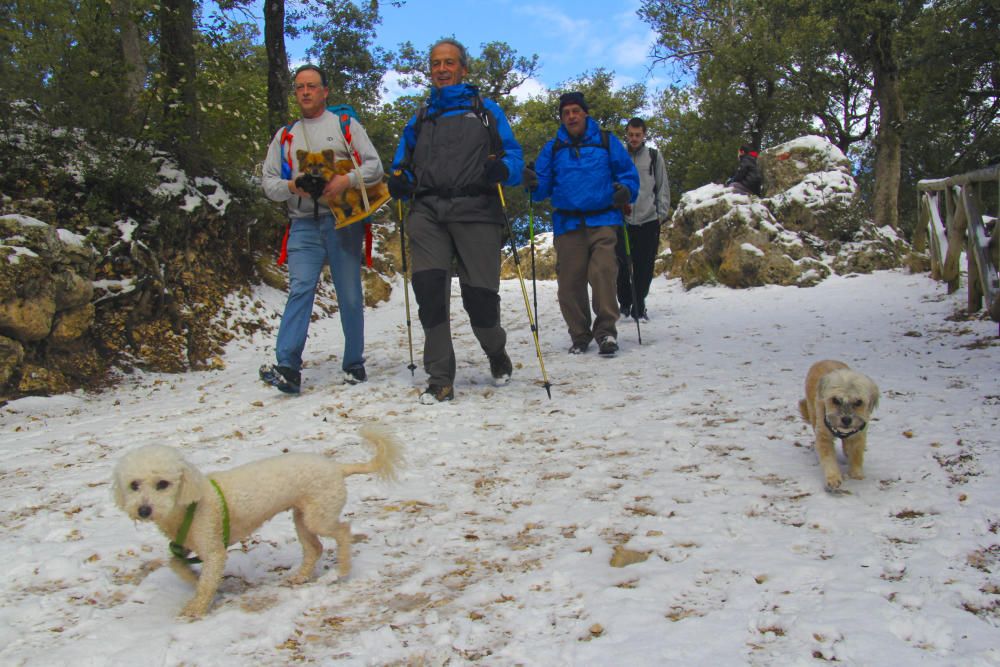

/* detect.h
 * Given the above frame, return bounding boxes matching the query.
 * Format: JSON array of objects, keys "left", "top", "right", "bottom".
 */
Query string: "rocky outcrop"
[
  {"left": 666, "top": 136, "right": 910, "bottom": 289},
  {"left": 0, "top": 215, "right": 97, "bottom": 395},
  {"left": 501, "top": 232, "right": 557, "bottom": 280}
]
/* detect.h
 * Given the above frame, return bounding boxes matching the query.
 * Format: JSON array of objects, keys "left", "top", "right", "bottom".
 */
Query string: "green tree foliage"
[
  {"left": 160, "top": 0, "right": 202, "bottom": 173},
  {"left": 308, "top": 0, "right": 390, "bottom": 113},
  {"left": 467, "top": 41, "right": 539, "bottom": 111},
  {"left": 901, "top": 0, "right": 999, "bottom": 175},
  {"left": 195, "top": 20, "right": 270, "bottom": 180},
  {"left": 640, "top": 0, "right": 794, "bottom": 151},
  {"left": 896, "top": 0, "right": 1000, "bottom": 230},
  {"left": 0, "top": 0, "right": 151, "bottom": 136}
]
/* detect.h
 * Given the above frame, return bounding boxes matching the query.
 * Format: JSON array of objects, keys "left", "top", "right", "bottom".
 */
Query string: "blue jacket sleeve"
[
  {"left": 484, "top": 99, "right": 523, "bottom": 187},
  {"left": 530, "top": 140, "right": 554, "bottom": 202},
  {"left": 609, "top": 135, "right": 640, "bottom": 203},
  {"left": 390, "top": 114, "right": 419, "bottom": 176}
]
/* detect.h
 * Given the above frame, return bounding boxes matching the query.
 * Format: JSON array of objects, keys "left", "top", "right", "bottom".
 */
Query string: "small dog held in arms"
[
  {"left": 113, "top": 425, "right": 403, "bottom": 618},
  {"left": 295, "top": 148, "right": 390, "bottom": 227},
  {"left": 798, "top": 360, "right": 880, "bottom": 492}
]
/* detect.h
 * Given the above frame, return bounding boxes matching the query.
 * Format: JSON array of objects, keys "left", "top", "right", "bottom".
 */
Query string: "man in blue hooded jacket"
[
  {"left": 523, "top": 92, "right": 639, "bottom": 357},
  {"left": 389, "top": 38, "right": 524, "bottom": 404}
]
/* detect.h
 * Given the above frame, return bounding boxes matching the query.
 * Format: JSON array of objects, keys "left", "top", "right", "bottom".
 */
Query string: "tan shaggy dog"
[
  {"left": 798, "top": 360, "right": 880, "bottom": 492},
  {"left": 113, "top": 425, "right": 403, "bottom": 618},
  {"left": 296, "top": 149, "right": 390, "bottom": 227}
]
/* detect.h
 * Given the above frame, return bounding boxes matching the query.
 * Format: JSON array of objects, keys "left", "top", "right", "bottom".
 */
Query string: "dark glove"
[
  {"left": 483, "top": 158, "right": 509, "bottom": 184},
  {"left": 522, "top": 165, "right": 539, "bottom": 191},
  {"left": 388, "top": 171, "right": 415, "bottom": 199},
  {"left": 294, "top": 173, "right": 327, "bottom": 200},
  {"left": 612, "top": 182, "right": 631, "bottom": 208}
]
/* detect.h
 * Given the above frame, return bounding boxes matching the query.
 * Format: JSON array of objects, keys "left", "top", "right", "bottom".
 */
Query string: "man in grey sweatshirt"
[{"left": 617, "top": 117, "right": 670, "bottom": 322}]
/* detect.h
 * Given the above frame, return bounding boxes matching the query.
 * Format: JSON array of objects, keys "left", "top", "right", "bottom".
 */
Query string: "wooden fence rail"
[{"left": 914, "top": 164, "right": 1000, "bottom": 331}]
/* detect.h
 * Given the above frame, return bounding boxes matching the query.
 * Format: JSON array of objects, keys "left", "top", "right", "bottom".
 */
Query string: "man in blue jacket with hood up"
[
  {"left": 389, "top": 38, "right": 524, "bottom": 404},
  {"left": 524, "top": 92, "right": 639, "bottom": 357}
]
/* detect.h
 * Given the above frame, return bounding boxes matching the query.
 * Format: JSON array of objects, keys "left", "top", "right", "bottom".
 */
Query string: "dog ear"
[
  {"left": 175, "top": 456, "right": 208, "bottom": 507},
  {"left": 865, "top": 375, "right": 880, "bottom": 413},
  {"left": 111, "top": 464, "right": 127, "bottom": 510},
  {"left": 321, "top": 149, "right": 336, "bottom": 164},
  {"left": 296, "top": 149, "right": 308, "bottom": 169},
  {"left": 816, "top": 374, "right": 833, "bottom": 404}
]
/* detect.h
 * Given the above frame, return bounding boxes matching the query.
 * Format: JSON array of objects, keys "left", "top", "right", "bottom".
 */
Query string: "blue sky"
[{"left": 274, "top": 0, "right": 685, "bottom": 100}]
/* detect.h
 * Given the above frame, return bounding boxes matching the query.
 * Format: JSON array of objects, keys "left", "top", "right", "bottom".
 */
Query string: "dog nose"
[
  {"left": 138, "top": 505, "right": 152, "bottom": 518},
  {"left": 841, "top": 416, "right": 852, "bottom": 427}
]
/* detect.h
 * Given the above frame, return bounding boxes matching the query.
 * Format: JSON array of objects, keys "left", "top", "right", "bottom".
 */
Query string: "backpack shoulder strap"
[
  {"left": 648, "top": 146, "right": 660, "bottom": 195},
  {"left": 551, "top": 129, "right": 611, "bottom": 161},
  {"left": 279, "top": 121, "right": 296, "bottom": 179},
  {"left": 413, "top": 95, "right": 503, "bottom": 158}
]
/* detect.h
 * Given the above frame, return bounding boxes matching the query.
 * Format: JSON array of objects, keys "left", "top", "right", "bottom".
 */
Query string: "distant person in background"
[
  {"left": 617, "top": 117, "right": 670, "bottom": 322},
  {"left": 726, "top": 144, "right": 763, "bottom": 196}
]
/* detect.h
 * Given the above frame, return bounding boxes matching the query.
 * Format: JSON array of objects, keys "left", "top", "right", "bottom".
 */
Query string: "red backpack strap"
[
  {"left": 364, "top": 223, "right": 373, "bottom": 268},
  {"left": 340, "top": 113, "right": 364, "bottom": 165},
  {"left": 277, "top": 222, "right": 291, "bottom": 266}
]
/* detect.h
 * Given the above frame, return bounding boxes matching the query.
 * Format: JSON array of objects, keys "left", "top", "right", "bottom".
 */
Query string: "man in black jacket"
[{"left": 726, "top": 145, "right": 763, "bottom": 196}]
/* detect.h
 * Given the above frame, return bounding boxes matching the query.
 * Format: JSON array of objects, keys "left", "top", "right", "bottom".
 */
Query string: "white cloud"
[
  {"left": 512, "top": 77, "right": 548, "bottom": 102},
  {"left": 379, "top": 70, "right": 410, "bottom": 104}
]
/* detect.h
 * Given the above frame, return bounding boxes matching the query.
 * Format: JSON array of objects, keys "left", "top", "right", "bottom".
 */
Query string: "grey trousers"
[
  {"left": 408, "top": 212, "right": 507, "bottom": 386},
  {"left": 554, "top": 225, "right": 620, "bottom": 346}
]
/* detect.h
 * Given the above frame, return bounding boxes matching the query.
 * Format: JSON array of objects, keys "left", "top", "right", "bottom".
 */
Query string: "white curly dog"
[{"left": 113, "top": 425, "right": 403, "bottom": 618}]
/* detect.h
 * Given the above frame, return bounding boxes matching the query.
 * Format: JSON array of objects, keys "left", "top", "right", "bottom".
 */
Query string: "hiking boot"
[
  {"left": 259, "top": 364, "right": 301, "bottom": 394},
  {"left": 344, "top": 365, "right": 367, "bottom": 385},
  {"left": 419, "top": 384, "right": 454, "bottom": 404},
  {"left": 488, "top": 351, "right": 513, "bottom": 386},
  {"left": 619, "top": 306, "right": 632, "bottom": 321},
  {"left": 598, "top": 336, "right": 619, "bottom": 357},
  {"left": 568, "top": 342, "right": 590, "bottom": 355},
  {"left": 638, "top": 309, "right": 650, "bottom": 323}
]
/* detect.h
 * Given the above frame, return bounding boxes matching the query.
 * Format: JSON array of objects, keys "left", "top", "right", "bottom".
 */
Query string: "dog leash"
[{"left": 169, "top": 479, "right": 231, "bottom": 564}]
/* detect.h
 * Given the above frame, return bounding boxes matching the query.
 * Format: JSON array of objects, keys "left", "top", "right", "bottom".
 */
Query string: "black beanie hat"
[{"left": 559, "top": 91, "right": 588, "bottom": 113}]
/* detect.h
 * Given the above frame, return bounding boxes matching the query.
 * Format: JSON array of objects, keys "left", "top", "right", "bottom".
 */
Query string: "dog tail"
[{"left": 340, "top": 425, "right": 404, "bottom": 482}]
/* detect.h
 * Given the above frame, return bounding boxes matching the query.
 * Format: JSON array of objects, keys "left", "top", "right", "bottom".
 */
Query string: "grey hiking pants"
[
  {"left": 408, "top": 211, "right": 507, "bottom": 386},
  {"left": 554, "top": 224, "right": 620, "bottom": 347}
]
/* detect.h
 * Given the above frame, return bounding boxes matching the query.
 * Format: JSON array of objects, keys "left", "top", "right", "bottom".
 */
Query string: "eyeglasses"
[{"left": 293, "top": 82, "right": 324, "bottom": 92}]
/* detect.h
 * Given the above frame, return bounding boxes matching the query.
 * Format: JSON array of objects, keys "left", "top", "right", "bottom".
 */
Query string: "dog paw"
[
  {"left": 848, "top": 469, "right": 865, "bottom": 480},
  {"left": 287, "top": 572, "right": 312, "bottom": 586},
  {"left": 824, "top": 473, "right": 843, "bottom": 492},
  {"left": 179, "top": 601, "right": 208, "bottom": 618}
]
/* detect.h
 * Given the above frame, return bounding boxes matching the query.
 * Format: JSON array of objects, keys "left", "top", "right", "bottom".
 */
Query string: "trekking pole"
[
  {"left": 620, "top": 221, "right": 643, "bottom": 345},
  {"left": 528, "top": 194, "right": 539, "bottom": 339},
  {"left": 395, "top": 194, "right": 417, "bottom": 376},
  {"left": 497, "top": 183, "right": 552, "bottom": 398}
]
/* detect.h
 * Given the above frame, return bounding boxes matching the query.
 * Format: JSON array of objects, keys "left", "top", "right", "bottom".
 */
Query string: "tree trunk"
[
  {"left": 871, "top": 46, "right": 902, "bottom": 230},
  {"left": 159, "top": 0, "right": 201, "bottom": 173},
  {"left": 111, "top": 0, "right": 145, "bottom": 110},
  {"left": 264, "top": 0, "right": 290, "bottom": 135}
]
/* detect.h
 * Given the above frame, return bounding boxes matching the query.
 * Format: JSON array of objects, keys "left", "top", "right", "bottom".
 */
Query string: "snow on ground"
[{"left": 0, "top": 270, "right": 998, "bottom": 666}]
